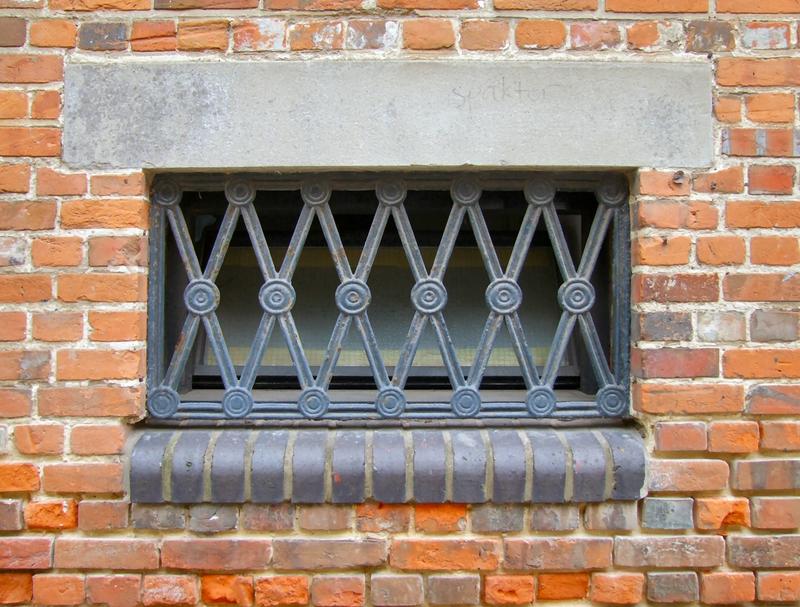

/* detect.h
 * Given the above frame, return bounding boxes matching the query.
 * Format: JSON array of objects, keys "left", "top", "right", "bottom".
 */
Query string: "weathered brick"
[
  {"left": 589, "top": 573, "right": 644, "bottom": 605},
  {"left": 0, "top": 201, "right": 56, "bottom": 230},
  {"left": 142, "top": 576, "right": 198, "bottom": 607},
  {"left": 61, "top": 199, "right": 148, "bottom": 229},
  {"left": 701, "top": 572, "right": 755, "bottom": 604},
  {"left": 733, "top": 459, "right": 800, "bottom": 491},
  {"left": 274, "top": 539, "right": 385, "bottom": 570},
  {"left": 515, "top": 20, "right": 565, "bottom": 49},
  {"left": 729, "top": 535, "right": 800, "bottom": 569},
  {"left": 355, "top": 503, "right": 410, "bottom": 533},
  {"left": 43, "top": 463, "right": 123, "bottom": 493},
  {"left": 391, "top": 539, "right": 499, "bottom": 571},
  {"left": 504, "top": 538, "right": 611, "bottom": 571},
  {"left": 54, "top": 539, "right": 157, "bottom": 571},
  {"left": 741, "top": 21, "right": 791, "bottom": 49},
  {"left": 0, "top": 275, "right": 51, "bottom": 303},
  {"left": 88, "top": 236, "right": 147, "bottom": 267},
  {"left": 696, "top": 311, "right": 745, "bottom": 342},
  {"left": 714, "top": 95, "right": 741, "bottom": 123},
  {"left": 634, "top": 236, "right": 690, "bottom": 266},
  {"left": 638, "top": 170, "right": 690, "bottom": 197},
  {"left": 459, "top": 20, "right": 508, "bottom": 51},
  {"left": 0, "top": 164, "right": 30, "bottom": 193},
  {"left": 163, "top": 539, "right": 271, "bottom": 571},
  {"left": 0, "top": 350, "right": 50, "bottom": 381},
  {"left": 233, "top": 19, "right": 286, "bottom": 52},
  {"left": 470, "top": 505, "right": 524, "bottom": 533},
  {"left": 530, "top": 505, "right": 579, "bottom": 531},
  {"left": 751, "top": 497, "right": 800, "bottom": 530},
  {"left": 570, "top": 22, "right": 620, "bottom": 49},
  {"left": 483, "top": 576, "right": 534, "bottom": 606},
  {"left": 90, "top": 173, "right": 145, "bottom": 196},
  {"left": 189, "top": 505, "right": 238, "bottom": 533},
  {"left": 686, "top": 20, "right": 734, "bottom": 52},
  {"left": 39, "top": 386, "right": 142, "bottom": 417},
  {"left": 14, "top": 424, "right": 64, "bottom": 455},
  {"left": 0, "top": 56, "right": 62, "bottom": 83},
  {"left": 427, "top": 575, "right": 479, "bottom": 606},
  {"left": 370, "top": 575, "right": 423, "bottom": 607},
  {"left": 647, "top": 459, "right": 728, "bottom": 492},
  {"left": 615, "top": 536, "right": 724, "bottom": 568},
  {"left": 32, "top": 574, "right": 85, "bottom": 606},
  {"left": 86, "top": 575, "right": 141, "bottom": 607},
  {"left": 642, "top": 498, "right": 693, "bottom": 530},
  {"left": 345, "top": 19, "right": 396, "bottom": 51},
  {"left": 31, "top": 237, "right": 82, "bottom": 267},
  {"left": 131, "top": 505, "right": 186, "bottom": 530},
  {"left": 78, "top": 501, "right": 129, "bottom": 531},
  {"left": 70, "top": 425, "right": 126, "bottom": 455},
  {"left": 583, "top": 502, "right": 637, "bottom": 531},
  {"left": 693, "top": 166, "right": 744, "bottom": 193},
  {"left": 78, "top": 22, "right": 128, "bottom": 51},
  {"left": 0, "top": 501, "right": 22, "bottom": 531},
  {"left": 255, "top": 576, "right": 308, "bottom": 607},
  {"left": 177, "top": 20, "right": 228, "bottom": 51},
  {"left": 310, "top": 576, "right": 364, "bottom": 607},
  {"left": 299, "top": 505, "right": 351, "bottom": 532},
  {"left": 36, "top": 167, "right": 86, "bottom": 196},
  {"left": 201, "top": 575, "right": 254, "bottom": 607},
  {"left": 751, "top": 310, "right": 799, "bottom": 342},
  {"left": 32, "top": 312, "right": 83, "bottom": 342},
  {"left": 646, "top": 572, "right": 699, "bottom": 604},
  {"left": 241, "top": 504, "right": 295, "bottom": 532},
  {"left": 725, "top": 273, "right": 800, "bottom": 302},
  {"left": 695, "top": 497, "right": 750, "bottom": 529},
  {"left": 634, "top": 311, "right": 692, "bottom": 341},
  {"left": 760, "top": 421, "right": 800, "bottom": 451},
  {"left": 288, "top": 21, "right": 344, "bottom": 50},
  {"left": 0, "top": 538, "right": 52, "bottom": 569},
  {"left": 757, "top": 572, "right": 800, "bottom": 602},
  {"left": 415, "top": 504, "right": 466, "bottom": 533},
  {"left": 634, "top": 273, "right": 719, "bottom": 303},
  {"left": 607, "top": 0, "right": 706, "bottom": 10},
  {"left": 637, "top": 200, "right": 717, "bottom": 229},
  {"left": 655, "top": 421, "right": 707, "bottom": 452},
  {"left": 632, "top": 348, "right": 718, "bottom": 379}
]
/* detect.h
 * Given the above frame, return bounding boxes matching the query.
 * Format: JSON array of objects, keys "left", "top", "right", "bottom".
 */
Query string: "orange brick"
[
  {"left": 648, "top": 459, "right": 729, "bottom": 492},
  {"left": 746, "top": 93, "right": 795, "bottom": 123},
  {"left": 30, "top": 20, "right": 77, "bottom": 47},
  {"left": 626, "top": 21, "right": 658, "bottom": 49},
  {"left": 494, "top": 0, "right": 594, "bottom": 7},
  {"left": 701, "top": 572, "right": 755, "bottom": 605},
  {"left": 719, "top": 0, "right": 800, "bottom": 12},
  {"left": 635, "top": 383, "right": 744, "bottom": 414},
  {"left": 58, "top": 274, "right": 147, "bottom": 303},
  {"left": 32, "top": 575, "right": 84, "bottom": 606},
  {"left": 607, "top": 0, "right": 706, "bottom": 9},
  {"left": 0, "top": 573, "right": 32, "bottom": 604},
  {"left": 31, "top": 237, "right": 82, "bottom": 267},
  {"left": 589, "top": 573, "right": 644, "bottom": 605},
  {"left": 56, "top": 349, "right": 144, "bottom": 381},
  {"left": 389, "top": 539, "right": 500, "bottom": 571},
  {"left": 695, "top": 497, "right": 750, "bottom": 529},
  {"left": 483, "top": 576, "right": 535, "bottom": 606},
  {"left": 61, "top": 199, "right": 148, "bottom": 229},
  {"left": 42, "top": 464, "right": 123, "bottom": 494},
  {"left": 714, "top": 95, "right": 741, "bottom": 123},
  {"left": 0, "top": 91, "right": 26, "bottom": 119},
  {"left": 0, "top": 164, "right": 30, "bottom": 193},
  {"left": 90, "top": 173, "right": 146, "bottom": 196},
  {"left": 637, "top": 200, "right": 718, "bottom": 229},
  {"left": 537, "top": 574, "right": 589, "bottom": 600},
  {"left": 31, "top": 91, "right": 61, "bottom": 120},
  {"left": 638, "top": 170, "right": 690, "bottom": 196},
  {"left": 751, "top": 236, "right": 800, "bottom": 265},
  {"left": 693, "top": 166, "right": 743, "bottom": 193},
  {"left": 36, "top": 168, "right": 86, "bottom": 196},
  {"left": 726, "top": 200, "right": 800, "bottom": 228},
  {"left": 0, "top": 463, "right": 39, "bottom": 492},
  {"left": 0, "top": 127, "right": 60, "bottom": 157},
  {"left": 143, "top": 575, "right": 198, "bottom": 607},
  {"left": 459, "top": 20, "right": 508, "bottom": 51},
  {"left": 14, "top": 424, "right": 64, "bottom": 455},
  {"left": 89, "top": 311, "right": 146, "bottom": 342},
  {"left": 515, "top": 20, "right": 566, "bottom": 49},
  {"left": 757, "top": 572, "right": 800, "bottom": 603},
  {"left": 718, "top": 58, "right": 800, "bottom": 87},
  {"left": 724, "top": 273, "right": 800, "bottom": 302},
  {"left": 32, "top": 312, "right": 82, "bottom": 342},
  {"left": 201, "top": 575, "right": 254, "bottom": 606},
  {"left": 0, "top": 389, "right": 31, "bottom": 418},
  {"left": 355, "top": 503, "right": 411, "bottom": 532},
  {"left": 0, "top": 56, "right": 62, "bottom": 83},
  {"left": 0, "top": 201, "right": 56, "bottom": 230},
  {"left": 88, "top": 236, "right": 147, "bottom": 266},
  {"left": 70, "top": 425, "right": 126, "bottom": 455},
  {"left": 379, "top": 0, "right": 474, "bottom": 8},
  {"left": 38, "top": 386, "right": 142, "bottom": 418},
  {"left": 403, "top": 19, "right": 454, "bottom": 50},
  {"left": 709, "top": 421, "right": 760, "bottom": 453},
  {"left": 25, "top": 500, "right": 77, "bottom": 530},
  {"left": 255, "top": 576, "right": 308, "bottom": 607},
  {"left": 414, "top": 504, "right": 466, "bottom": 533},
  {"left": 288, "top": 21, "right": 344, "bottom": 51},
  {"left": 634, "top": 236, "right": 690, "bottom": 266},
  {"left": 724, "top": 349, "right": 800, "bottom": 379},
  {"left": 131, "top": 21, "right": 176, "bottom": 52},
  {"left": 697, "top": 235, "right": 745, "bottom": 265},
  {"left": 760, "top": 421, "right": 800, "bottom": 451},
  {"left": 50, "top": 0, "right": 148, "bottom": 8},
  {"left": 177, "top": 20, "right": 228, "bottom": 51},
  {"left": 0, "top": 311, "right": 25, "bottom": 341}
]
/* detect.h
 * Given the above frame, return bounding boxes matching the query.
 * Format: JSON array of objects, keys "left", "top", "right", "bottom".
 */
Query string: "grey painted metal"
[
  {"left": 63, "top": 60, "right": 714, "bottom": 170},
  {"left": 128, "top": 428, "right": 646, "bottom": 504},
  {"left": 146, "top": 173, "right": 631, "bottom": 422},
  {"left": 171, "top": 431, "right": 211, "bottom": 504}
]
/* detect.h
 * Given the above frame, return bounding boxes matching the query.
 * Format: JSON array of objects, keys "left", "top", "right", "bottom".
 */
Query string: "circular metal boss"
[
  {"left": 224, "top": 177, "right": 256, "bottom": 207},
  {"left": 184, "top": 279, "right": 220, "bottom": 316},
  {"left": 222, "top": 387, "right": 254, "bottom": 418},
  {"left": 596, "top": 174, "right": 628, "bottom": 208},
  {"left": 375, "top": 387, "right": 406, "bottom": 418},
  {"left": 596, "top": 385, "right": 627, "bottom": 417},
  {"left": 148, "top": 386, "right": 180, "bottom": 419},
  {"left": 450, "top": 178, "right": 481, "bottom": 206},
  {"left": 523, "top": 176, "right": 556, "bottom": 206},
  {"left": 376, "top": 180, "right": 407, "bottom": 206},
  {"left": 557, "top": 278, "right": 596, "bottom": 314},
  {"left": 335, "top": 280, "right": 371, "bottom": 315},
  {"left": 298, "top": 387, "right": 330, "bottom": 419},
  {"left": 526, "top": 386, "right": 557, "bottom": 417},
  {"left": 301, "top": 181, "right": 331, "bottom": 207},
  {"left": 151, "top": 178, "right": 182, "bottom": 208},
  {"left": 411, "top": 279, "right": 447, "bottom": 315},
  {"left": 486, "top": 278, "right": 523, "bottom": 315},
  {"left": 451, "top": 387, "right": 481, "bottom": 418},
  {"left": 259, "top": 280, "right": 296, "bottom": 315}
]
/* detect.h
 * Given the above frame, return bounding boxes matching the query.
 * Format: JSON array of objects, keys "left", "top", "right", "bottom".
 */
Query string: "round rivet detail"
[
  {"left": 524, "top": 176, "right": 556, "bottom": 206},
  {"left": 376, "top": 180, "right": 406, "bottom": 206},
  {"left": 596, "top": 385, "right": 627, "bottom": 417},
  {"left": 148, "top": 386, "right": 180, "bottom": 419},
  {"left": 301, "top": 181, "right": 331, "bottom": 207},
  {"left": 596, "top": 175, "right": 628, "bottom": 208},
  {"left": 298, "top": 387, "right": 329, "bottom": 419},
  {"left": 558, "top": 278, "right": 595, "bottom": 314},
  {"left": 486, "top": 278, "right": 522, "bottom": 315},
  {"left": 336, "top": 280, "right": 371, "bottom": 315},
  {"left": 451, "top": 387, "right": 481, "bottom": 418},
  {"left": 151, "top": 178, "right": 181, "bottom": 208},
  {"left": 259, "top": 280, "right": 296, "bottom": 315},
  {"left": 222, "top": 387, "right": 254, "bottom": 418},
  {"left": 225, "top": 178, "right": 256, "bottom": 207},
  {"left": 376, "top": 387, "right": 406, "bottom": 418},
  {"left": 527, "top": 386, "right": 557, "bottom": 417},
  {"left": 411, "top": 279, "right": 447, "bottom": 315},
  {"left": 184, "top": 279, "right": 219, "bottom": 316},
  {"left": 451, "top": 178, "right": 481, "bottom": 206}
]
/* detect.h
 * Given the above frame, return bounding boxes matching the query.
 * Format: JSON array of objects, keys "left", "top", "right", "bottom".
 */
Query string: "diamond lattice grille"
[{"left": 147, "top": 175, "right": 630, "bottom": 421}]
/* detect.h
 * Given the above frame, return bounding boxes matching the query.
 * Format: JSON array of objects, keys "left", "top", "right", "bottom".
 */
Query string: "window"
[{"left": 146, "top": 173, "right": 630, "bottom": 422}]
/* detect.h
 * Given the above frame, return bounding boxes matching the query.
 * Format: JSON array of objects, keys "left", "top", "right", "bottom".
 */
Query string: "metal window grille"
[{"left": 147, "top": 173, "right": 630, "bottom": 423}]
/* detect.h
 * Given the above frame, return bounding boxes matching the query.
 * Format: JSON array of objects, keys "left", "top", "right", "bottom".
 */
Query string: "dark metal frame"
[{"left": 147, "top": 173, "right": 631, "bottom": 423}]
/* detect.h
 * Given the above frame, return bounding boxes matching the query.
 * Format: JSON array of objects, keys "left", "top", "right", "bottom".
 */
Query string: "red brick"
[
  {"left": 718, "top": 58, "right": 800, "bottom": 87},
  {"left": 751, "top": 497, "right": 800, "bottom": 530},
  {"left": 607, "top": 0, "right": 706, "bottom": 9},
  {"left": 177, "top": 20, "right": 228, "bottom": 51},
  {"left": 163, "top": 539, "right": 271, "bottom": 571},
  {"left": 71, "top": 425, "right": 126, "bottom": 455},
  {"left": 693, "top": 166, "right": 743, "bottom": 193},
  {"left": 632, "top": 348, "right": 718, "bottom": 379},
  {"left": 0, "top": 127, "right": 60, "bottom": 156},
  {"left": 460, "top": 20, "right": 508, "bottom": 51},
  {"left": 695, "top": 497, "right": 750, "bottom": 529},
  {"left": 0, "top": 389, "right": 31, "bottom": 418},
  {"left": 30, "top": 20, "right": 77, "bottom": 47},
  {"left": 648, "top": 459, "right": 729, "bottom": 492},
  {"left": 638, "top": 170, "right": 690, "bottom": 196},
  {"left": 0, "top": 56, "right": 62, "bottom": 83},
  {"left": 714, "top": 95, "right": 741, "bottom": 123},
  {"left": 89, "top": 236, "right": 147, "bottom": 266},
  {"left": 0, "top": 201, "right": 56, "bottom": 230},
  {"left": 414, "top": 504, "right": 466, "bottom": 533},
  {"left": 749, "top": 164, "right": 795, "bottom": 195},
  {"left": 56, "top": 349, "right": 144, "bottom": 381},
  {"left": 131, "top": 21, "right": 176, "bottom": 52},
  {"left": 626, "top": 21, "right": 659, "bottom": 49},
  {"left": 14, "top": 424, "right": 63, "bottom": 455},
  {"left": 637, "top": 199, "right": 717, "bottom": 229},
  {"left": 90, "top": 173, "right": 146, "bottom": 196},
  {"left": 570, "top": 22, "right": 620, "bottom": 49},
  {"left": 536, "top": 574, "right": 588, "bottom": 600},
  {"left": 757, "top": 572, "right": 800, "bottom": 603},
  {"left": 254, "top": 576, "right": 307, "bottom": 607},
  {"left": 310, "top": 576, "right": 363, "bottom": 607},
  {"left": 483, "top": 576, "right": 534, "bottom": 606},
  {"left": 143, "top": 576, "right": 198, "bottom": 607},
  {"left": 708, "top": 420, "right": 760, "bottom": 453},
  {"left": 635, "top": 383, "right": 744, "bottom": 414},
  {"left": 379, "top": 0, "right": 473, "bottom": 8},
  {"left": 288, "top": 21, "right": 344, "bottom": 50},
  {"left": 78, "top": 501, "right": 129, "bottom": 531},
  {"left": 724, "top": 273, "right": 800, "bottom": 302},
  {"left": 0, "top": 573, "right": 32, "bottom": 604},
  {"left": 589, "top": 573, "right": 643, "bottom": 605},
  {"left": 515, "top": 20, "right": 565, "bottom": 49},
  {"left": 31, "top": 237, "right": 82, "bottom": 267},
  {"left": 701, "top": 572, "right": 755, "bottom": 605},
  {"left": 54, "top": 539, "right": 158, "bottom": 570},
  {"left": 36, "top": 167, "right": 86, "bottom": 196},
  {"left": 32, "top": 312, "right": 82, "bottom": 342},
  {"left": 633, "top": 273, "right": 718, "bottom": 303},
  {"left": 355, "top": 503, "right": 410, "bottom": 533},
  {"left": 654, "top": 421, "right": 707, "bottom": 451},
  {"left": 751, "top": 236, "right": 800, "bottom": 265},
  {"left": 202, "top": 575, "right": 254, "bottom": 606},
  {"left": 89, "top": 311, "right": 146, "bottom": 342},
  {"left": 51, "top": 0, "right": 148, "bottom": 8},
  {"left": 0, "top": 91, "right": 26, "bottom": 119},
  {"left": 402, "top": 19, "right": 454, "bottom": 50},
  {"left": 746, "top": 93, "right": 794, "bottom": 123},
  {"left": 494, "top": 0, "right": 594, "bottom": 7},
  {"left": 58, "top": 274, "right": 147, "bottom": 303},
  {"left": 390, "top": 539, "right": 500, "bottom": 571},
  {"left": 86, "top": 575, "right": 141, "bottom": 607},
  {"left": 32, "top": 575, "right": 84, "bottom": 606},
  {"left": 61, "top": 199, "right": 149, "bottom": 229},
  {"left": 0, "top": 464, "right": 39, "bottom": 493},
  {"left": 0, "top": 312, "right": 25, "bottom": 341},
  {"left": 760, "top": 421, "right": 800, "bottom": 451},
  {"left": 43, "top": 464, "right": 123, "bottom": 494},
  {"left": 0, "top": 538, "right": 52, "bottom": 569},
  {"left": 724, "top": 349, "right": 800, "bottom": 379},
  {"left": 31, "top": 91, "right": 61, "bottom": 119},
  {"left": 697, "top": 235, "right": 745, "bottom": 265},
  {"left": 503, "top": 538, "right": 612, "bottom": 571},
  {"left": 633, "top": 236, "right": 690, "bottom": 266},
  {"left": 0, "top": 350, "right": 50, "bottom": 380},
  {"left": 0, "top": 164, "right": 30, "bottom": 193},
  {"left": 719, "top": 0, "right": 800, "bottom": 12},
  {"left": 25, "top": 500, "right": 77, "bottom": 530},
  {"left": 299, "top": 505, "right": 351, "bottom": 531},
  {"left": 38, "top": 386, "right": 142, "bottom": 417}
]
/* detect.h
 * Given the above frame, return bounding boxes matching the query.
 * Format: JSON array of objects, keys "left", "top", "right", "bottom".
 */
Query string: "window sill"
[{"left": 129, "top": 428, "right": 646, "bottom": 504}]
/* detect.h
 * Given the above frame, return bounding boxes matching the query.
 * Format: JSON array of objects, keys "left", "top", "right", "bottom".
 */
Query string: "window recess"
[{"left": 147, "top": 173, "right": 631, "bottom": 423}]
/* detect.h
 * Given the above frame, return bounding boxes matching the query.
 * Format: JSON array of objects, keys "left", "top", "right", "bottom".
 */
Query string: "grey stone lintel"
[
  {"left": 63, "top": 60, "right": 713, "bottom": 170},
  {"left": 128, "top": 428, "right": 646, "bottom": 504}
]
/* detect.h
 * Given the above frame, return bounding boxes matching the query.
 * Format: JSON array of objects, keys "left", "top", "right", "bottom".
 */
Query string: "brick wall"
[{"left": 1, "top": 0, "right": 799, "bottom": 604}]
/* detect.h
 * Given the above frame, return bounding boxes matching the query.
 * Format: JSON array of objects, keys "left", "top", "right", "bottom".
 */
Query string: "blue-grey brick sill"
[{"left": 129, "top": 428, "right": 646, "bottom": 505}]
